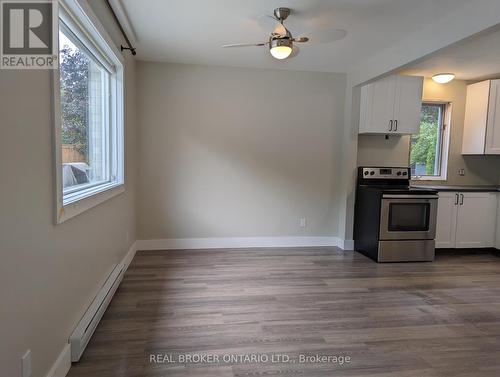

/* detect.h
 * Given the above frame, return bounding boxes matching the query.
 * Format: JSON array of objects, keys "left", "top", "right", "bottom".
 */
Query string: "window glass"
[
  {"left": 59, "top": 28, "right": 111, "bottom": 192},
  {"left": 410, "top": 103, "right": 447, "bottom": 178}
]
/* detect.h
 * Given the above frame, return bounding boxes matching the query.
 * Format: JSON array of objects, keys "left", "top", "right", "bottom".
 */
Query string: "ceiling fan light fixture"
[
  {"left": 269, "top": 38, "right": 292, "bottom": 60},
  {"left": 432, "top": 73, "right": 455, "bottom": 84}
]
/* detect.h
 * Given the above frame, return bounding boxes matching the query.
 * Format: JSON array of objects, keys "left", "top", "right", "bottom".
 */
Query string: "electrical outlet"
[
  {"left": 299, "top": 217, "right": 307, "bottom": 228},
  {"left": 458, "top": 168, "right": 465, "bottom": 176},
  {"left": 22, "top": 350, "right": 31, "bottom": 377}
]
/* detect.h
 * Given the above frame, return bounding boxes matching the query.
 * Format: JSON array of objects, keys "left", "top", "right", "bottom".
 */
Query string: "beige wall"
[
  {"left": 0, "top": 1, "right": 137, "bottom": 377},
  {"left": 137, "top": 62, "right": 346, "bottom": 239},
  {"left": 357, "top": 78, "right": 500, "bottom": 185},
  {"left": 357, "top": 135, "right": 410, "bottom": 167}
]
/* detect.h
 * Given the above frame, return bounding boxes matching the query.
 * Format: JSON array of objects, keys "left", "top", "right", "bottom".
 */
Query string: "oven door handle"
[{"left": 382, "top": 194, "right": 438, "bottom": 199}]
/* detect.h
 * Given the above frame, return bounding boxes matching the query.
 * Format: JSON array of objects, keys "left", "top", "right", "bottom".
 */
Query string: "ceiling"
[
  {"left": 115, "top": 0, "right": 473, "bottom": 73},
  {"left": 401, "top": 27, "right": 500, "bottom": 81}
]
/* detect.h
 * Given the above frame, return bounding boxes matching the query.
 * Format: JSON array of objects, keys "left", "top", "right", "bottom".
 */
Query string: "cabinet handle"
[
  {"left": 455, "top": 193, "right": 459, "bottom": 205},
  {"left": 394, "top": 120, "right": 398, "bottom": 132},
  {"left": 459, "top": 194, "right": 464, "bottom": 206},
  {"left": 389, "top": 120, "right": 393, "bottom": 132}
]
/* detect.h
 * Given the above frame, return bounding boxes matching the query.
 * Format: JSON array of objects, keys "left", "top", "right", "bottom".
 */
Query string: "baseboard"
[
  {"left": 45, "top": 343, "right": 71, "bottom": 377},
  {"left": 122, "top": 241, "right": 137, "bottom": 271},
  {"left": 136, "top": 236, "right": 353, "bottom": 251},
  {"left": 339, "top": 239, "right": 354, "bottom": 250}
]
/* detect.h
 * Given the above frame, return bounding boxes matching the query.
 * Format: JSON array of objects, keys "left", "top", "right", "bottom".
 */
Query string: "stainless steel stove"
[{"left": 354, "top": 167, "right": 438, "bottom": 262}]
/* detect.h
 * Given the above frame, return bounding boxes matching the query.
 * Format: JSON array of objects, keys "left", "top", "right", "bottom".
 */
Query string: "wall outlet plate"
[
  {"left": 299, "top": 218, "right": 307, "bottom": 228},
  {"left": 22, "top": 350, "right": 31, "bottom": 377}
]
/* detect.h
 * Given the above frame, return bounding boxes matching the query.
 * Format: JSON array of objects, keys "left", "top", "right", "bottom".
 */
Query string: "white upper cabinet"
[
  {"left": 359, "top": 75, "right": 423, "bottom": 134},
  {"left": 462, "top": 79, "right": 500, "bottom": 155}
]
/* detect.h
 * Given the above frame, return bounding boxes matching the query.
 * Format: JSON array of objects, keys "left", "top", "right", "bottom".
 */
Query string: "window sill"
[
  {"left": 57, "top": 183, "right": 125, "bottom": 224},
  {"left": 411, "top": 176, "right": 447, "bottom": 182}
]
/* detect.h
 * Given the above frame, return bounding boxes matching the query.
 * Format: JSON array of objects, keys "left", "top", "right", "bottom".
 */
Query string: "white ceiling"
[
  {"left": 401, "top": 27, "right": 500, "bottom": 81},
  {"left": 115, "top": 0, "right": 473, "bottom": 73}
]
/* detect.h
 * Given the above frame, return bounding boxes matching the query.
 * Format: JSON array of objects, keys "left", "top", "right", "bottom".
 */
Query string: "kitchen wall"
[
  {"left": 136, "top": 62, "right": 346, "bottom": 240},
  {"left": 357, "top": 135, "right": 410, "bottom": 167},
  {"left": 0, "top": 1, "right": 137, "bottom": 377},
  {"left": 357, "top": 77, "right": 500, "bottom": 185}
]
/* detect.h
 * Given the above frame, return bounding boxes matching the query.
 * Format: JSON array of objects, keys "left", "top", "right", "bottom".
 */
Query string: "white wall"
[
  {"left": 0, "top": 1, "right": 137, "bottom": 376},
  {"left": 136, "top": 62, "right": 346, "bottom": 240}
]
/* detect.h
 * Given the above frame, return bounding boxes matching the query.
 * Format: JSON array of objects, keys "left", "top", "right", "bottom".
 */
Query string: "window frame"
[
  {"left": 53, "top": 0, "right": 125, "bottom": 224},
  {"left": 410, "top": 101, "right": 452, "bottom": 182}
]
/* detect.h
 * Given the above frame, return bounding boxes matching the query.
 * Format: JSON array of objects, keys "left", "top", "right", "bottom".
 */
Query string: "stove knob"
[
  {"left": 402, "top": 171, "right": 408, "bottom": 176},
  {"left": 370, "top": 171, "right": 375, "bottom": 176},
  {"left": 396, "top": 171, "right": 402, "bottom": 176},
  {"left": 364, "top": 171, "right": 369, "bottom": 176}
]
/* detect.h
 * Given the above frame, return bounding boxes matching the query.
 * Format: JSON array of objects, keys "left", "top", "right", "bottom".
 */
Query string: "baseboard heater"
[{"left": 69, "top": 263, "right": 124, "bottom": 362}]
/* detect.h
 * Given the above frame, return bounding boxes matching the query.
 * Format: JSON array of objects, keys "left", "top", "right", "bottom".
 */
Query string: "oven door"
[{"left": 379, "top": 195, "right": 438, "bottom": 240}]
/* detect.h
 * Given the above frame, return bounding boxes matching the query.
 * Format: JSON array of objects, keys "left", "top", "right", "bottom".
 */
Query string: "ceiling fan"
[{"left": 222, "top": 7, "right": 347, "bottom": 60}]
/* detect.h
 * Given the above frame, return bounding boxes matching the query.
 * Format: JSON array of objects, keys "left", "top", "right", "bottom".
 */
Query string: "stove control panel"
[{"left": 361, "top": 167, "right": 409, "bottom": 179}]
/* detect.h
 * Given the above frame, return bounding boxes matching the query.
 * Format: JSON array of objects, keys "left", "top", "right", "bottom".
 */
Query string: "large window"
[
  {"left": 410, "top": 103, "right": 450, "bottom": 180},
  {"left": 54, "top": 1, "right": 124, "bottom": 223}
]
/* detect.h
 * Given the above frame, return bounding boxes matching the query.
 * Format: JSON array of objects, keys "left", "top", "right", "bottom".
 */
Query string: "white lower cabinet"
[
  {"left": 436, "top": 192, "right": 498, "bottom": 249},
  {"left": 435, "top": 192, "right": 458, "bottom": 248}
]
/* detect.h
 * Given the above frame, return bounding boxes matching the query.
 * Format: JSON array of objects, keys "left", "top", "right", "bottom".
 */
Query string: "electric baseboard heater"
[{"left": 69, "top": 263, "right": 124, "bottom": 362}]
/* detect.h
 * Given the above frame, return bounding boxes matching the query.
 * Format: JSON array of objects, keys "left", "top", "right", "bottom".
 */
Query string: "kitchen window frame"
[{"left": 410, "top": 101, "right": 452, "bottom": 181}]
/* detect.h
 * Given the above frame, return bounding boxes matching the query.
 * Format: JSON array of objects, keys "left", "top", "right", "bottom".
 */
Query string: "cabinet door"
[
  {"left": 393, "top": 75, "right": 424, "bottom": 134},
  {"left": 462, "top": 80, "right": 490, "bottom": 154},
  {"left": 359, "top": 76, "right": 396, "bottom": 133},
  {"left": 455, "top": 192, "right": 498, "bottom": 248},
  {"left": 435, "top": 192, "right": 458, "bottom": 248},
  {"left": 485, "top": 80, "right": 500, "bottom": 154}
]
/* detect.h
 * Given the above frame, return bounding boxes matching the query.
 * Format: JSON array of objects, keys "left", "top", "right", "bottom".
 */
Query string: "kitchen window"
[
  {"left": 410, "top": 102, "right": 451, "bottom": 180},
  {"left": 54, "top": 0, "right": 124, "bottom": 223}
]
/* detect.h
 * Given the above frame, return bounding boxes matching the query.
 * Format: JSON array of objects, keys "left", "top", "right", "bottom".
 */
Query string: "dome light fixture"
[
  {"left": 269, "top": 37, "right": 292, "bottom": 60},
  {"left": 432, "top": 73, "right": 455, "bottom": 84}
]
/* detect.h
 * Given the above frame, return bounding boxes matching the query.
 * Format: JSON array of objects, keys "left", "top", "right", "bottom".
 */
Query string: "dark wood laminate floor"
[{"left": 68, "top": 248, "right": 500, "bottom": 377}]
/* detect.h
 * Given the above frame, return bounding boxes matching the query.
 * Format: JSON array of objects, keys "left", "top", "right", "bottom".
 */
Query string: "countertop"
[{"left": 410, "top": 185, "right": 500, "bottom": 192}]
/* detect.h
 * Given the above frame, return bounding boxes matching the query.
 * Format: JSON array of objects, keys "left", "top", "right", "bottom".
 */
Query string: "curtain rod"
[{"left": 104, "top": 0, "right": 136, "bottom": 55}]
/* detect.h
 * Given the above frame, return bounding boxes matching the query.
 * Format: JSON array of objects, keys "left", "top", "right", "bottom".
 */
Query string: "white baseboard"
[
  {"left": 339, "top": 239, "right": 354, "bottom": 250},
  {"left": 137, "top": 236, "right": 353, "bottom": 251},
  {"left": 122, "top": 241, "right": 137, "bottom": 271},
  {"left": 45, "top": 343, "right": 71, "bottom": 377}
]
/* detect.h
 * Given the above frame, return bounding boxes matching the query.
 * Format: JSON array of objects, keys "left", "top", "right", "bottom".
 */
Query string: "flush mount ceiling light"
[{"left": 432, "top": 73, "right": 455, "bottom": 84}]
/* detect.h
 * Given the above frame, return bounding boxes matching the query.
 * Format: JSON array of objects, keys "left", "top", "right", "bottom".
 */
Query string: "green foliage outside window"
[
  {"left": 410, "top": 104, "right": 441, "bottom": 176},
  {"left": 60, "top": 43, "right": 89, "bottom": 157}
]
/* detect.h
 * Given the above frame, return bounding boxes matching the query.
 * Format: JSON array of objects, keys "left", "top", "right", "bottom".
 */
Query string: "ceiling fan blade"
[
  {"left": 257, "top": 14, "right": 279, "bottom": 29},
  {"left": 293, "top": 37, "right": 309, "bottom": 43},
  {"left": 289, "top": 45, "right": 300, "bottom": 58},
  {"left": 222, "top": 43, "right": 267, "bottom": 48},
  {"left": 273, "top": 23, "right": 287, "bottom": 37},
  {"left": 298, "top": 28, "right": 347, "bottom": 44}
]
